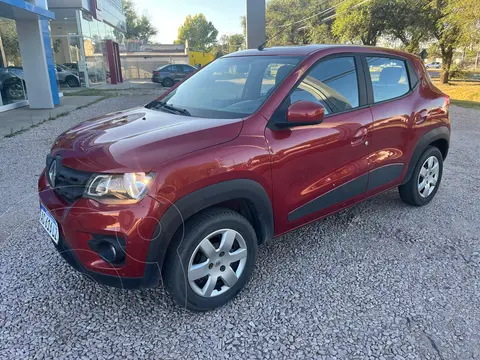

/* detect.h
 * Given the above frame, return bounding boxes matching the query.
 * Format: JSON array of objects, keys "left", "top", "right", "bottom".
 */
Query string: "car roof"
[
  {"left": 224, "top": 44, "right": 419, "bottom": 60},
  {"left": 225, "top": 45, "right": 334, "bottom": 57}
]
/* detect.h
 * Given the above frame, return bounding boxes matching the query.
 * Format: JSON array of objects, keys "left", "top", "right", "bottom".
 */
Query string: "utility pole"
[{"left": 246, "top": 0, "right": 266, "bottom": 49}]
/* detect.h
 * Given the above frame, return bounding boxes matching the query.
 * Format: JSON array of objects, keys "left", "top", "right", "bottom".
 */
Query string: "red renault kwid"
[{"left": 38, "top": 45, "right": 450, "bottom": 311}]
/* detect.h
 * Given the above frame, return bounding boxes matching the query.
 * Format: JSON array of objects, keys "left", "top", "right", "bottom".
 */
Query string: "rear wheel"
[
  {"left": 162, "top": 77, "right": 174, "bottom": 87},
  {"left": 399, "top": 146, "right": 443, "bottom": 206},
  {"left": 66, "top": 76, "right": 80, "bottom": 87},
  {"left": 163, "top": 208, "right": 257, "bottom": 311}
]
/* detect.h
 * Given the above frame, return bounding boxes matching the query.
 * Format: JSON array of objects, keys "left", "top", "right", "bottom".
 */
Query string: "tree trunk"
[
  {"left": 476, "top": 51, "right": 479, "bottom": 69},
  {"left": 440, "top": 47, "right": 453, "bottom": 84}
]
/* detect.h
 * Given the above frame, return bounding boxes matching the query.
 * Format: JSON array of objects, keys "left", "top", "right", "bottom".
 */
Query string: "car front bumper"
[{"left": 38, "top": 169, "right": 164, "bottom": 289}]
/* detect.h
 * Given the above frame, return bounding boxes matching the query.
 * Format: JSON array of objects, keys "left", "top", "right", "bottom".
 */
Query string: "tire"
[
  {"left": 66, "top": 76, "right": 80, "bottom": 88},
  {"left": 7, "top": 83, "right": 25, "bottom": 99},
  {"left": 163, "top": 207, "right": 258, "bottom": 311},
  {"left": 399, "top": 146, "right": 443, "bottom": 206},
  {"left": 162, "top": 77, "right": 174, "bottom": 87}
]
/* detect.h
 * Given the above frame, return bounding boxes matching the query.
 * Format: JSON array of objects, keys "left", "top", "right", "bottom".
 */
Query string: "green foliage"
[
  {"left": 332, "top": 0, "right": 387, "bottom": 46},
  {"left": 219, "top": 34, "right": 245, "bottom": 54},
  {"left": 381, "top": 0, "right": 428, "bottom": 54},
  {"left": 0, "top": 19, "right": 21, "bottom": 65},
  {"left": 265, "top": 0, "right": 336, "bottom": 45},
  {"left": 123, "top": 0, "right": 158, "bottom": 42},
  {"left": 176, "top": 14, "right": 219, "bottom": 52}
]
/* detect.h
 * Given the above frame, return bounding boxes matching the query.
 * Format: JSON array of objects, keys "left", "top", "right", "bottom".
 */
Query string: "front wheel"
[
  {"left": 163, "top": 208, "right": 257, "bottom": 311},
  {"left": 399, "top": 146, "right": 443, "bottom": 206},
  {"left": 7, "top": 83, "right": 25, "bottom": 99}
]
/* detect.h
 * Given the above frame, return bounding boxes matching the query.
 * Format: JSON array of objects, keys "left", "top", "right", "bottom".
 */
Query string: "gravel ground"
[{"left": 0, "top": 99, "right": 479, "bottom": 359}]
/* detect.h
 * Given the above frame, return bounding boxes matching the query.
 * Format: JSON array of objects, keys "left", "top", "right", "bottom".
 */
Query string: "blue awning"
[{"left": 0, "top": 0, "right": 55, "bottom": 20}]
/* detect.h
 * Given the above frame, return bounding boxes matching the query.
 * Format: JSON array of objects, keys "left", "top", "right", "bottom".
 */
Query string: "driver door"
[{"left": 265, "top": 55, "right": 373, "bottom": 234}]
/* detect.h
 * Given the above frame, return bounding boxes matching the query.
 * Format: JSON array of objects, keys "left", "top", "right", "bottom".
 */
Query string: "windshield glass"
[{"left": 149, "top": 55, "right": 303, "bottom": 119}]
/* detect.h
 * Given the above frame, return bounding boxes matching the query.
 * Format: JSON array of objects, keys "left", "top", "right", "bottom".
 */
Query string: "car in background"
[
  {"left": 151, "top": 64, "right": 196, "bottom": 87},
  {"left": 426, "top": 61, "right": 441, "bottom": 69},
  {"left": 55, "top": 65, "right": 81, "bottom": 87},
  {"left": 63, "top": 63, "right": 108, "bottom": 83},
  {"left": 0, "top": 67, "right": 27, "bottom": 100}
]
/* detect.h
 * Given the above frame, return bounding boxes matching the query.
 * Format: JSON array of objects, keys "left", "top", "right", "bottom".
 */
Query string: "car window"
[
  {"left": 166, "top": 65, "right": 177, "bottom": 72},
  {"left": 366, "top": 56, "right": 410, "bottom": 103},
  {"left": 261, "top": 63, "right": 297, "bottom": 96},
  {"left": 287, "top": 56, "right": 359, "bottom": 115},
  {"left": 151, "top": 56, "right": 302, "bottom": 119},
  {"left": 183, "top": 65, "right": 194, "bottom": 73}
]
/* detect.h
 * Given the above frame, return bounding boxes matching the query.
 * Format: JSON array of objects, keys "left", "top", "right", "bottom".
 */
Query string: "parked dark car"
[
  {"left": 39, "top": 45, "right": 450, "bottom": 311},
  {"left": 151, "top": 64, "right": 196, "bottom": 87},
  {"left": 0, "top": 67, "right": 26, "bottom": 100}
]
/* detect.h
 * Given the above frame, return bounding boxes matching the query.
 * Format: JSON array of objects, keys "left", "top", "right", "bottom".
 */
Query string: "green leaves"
[
  {"left": 123, "top": 0, "right": 157, "bottom": 42},
  {"left": 176, "top": 14, "right": 219, "bottom": 52}
]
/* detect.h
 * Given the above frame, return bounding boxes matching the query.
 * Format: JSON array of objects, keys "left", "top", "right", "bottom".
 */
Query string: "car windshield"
[{"left": 148, "top": 55, "right": 303, "bottom": 119}]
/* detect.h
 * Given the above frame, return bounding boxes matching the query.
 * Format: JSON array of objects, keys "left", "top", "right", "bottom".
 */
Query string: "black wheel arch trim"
[
  {"left": 142, "top": 179, "right": 274, "bottom": 287},
  {"left": 402, "top": 126, "right": 450, "bottom": 185}
]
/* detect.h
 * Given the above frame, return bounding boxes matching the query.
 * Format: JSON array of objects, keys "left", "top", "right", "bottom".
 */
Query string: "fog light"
[
  {"left": 97, "top": 242, "right": 118, "bottom": 263},
  {"left": 89, "top": 236, "right": 126, "bottom": 265}
]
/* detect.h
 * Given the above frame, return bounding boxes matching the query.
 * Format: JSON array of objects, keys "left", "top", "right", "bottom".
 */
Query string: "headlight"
[{"left": 85, "top": 172, "right": 155, "bottom": 203}]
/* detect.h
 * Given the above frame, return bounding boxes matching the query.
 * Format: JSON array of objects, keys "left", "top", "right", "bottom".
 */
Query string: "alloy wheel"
[
  {"left": 8, "top": 84, "right": 24, "bottom": 99},
  {"left": 418, "top": 155, "right": 439, "bottom": 198},
  {"left": 188, "top": 229, "right": 248, "bottom": 297}
]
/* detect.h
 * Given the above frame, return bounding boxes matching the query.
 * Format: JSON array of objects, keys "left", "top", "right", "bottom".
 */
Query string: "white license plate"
[{"left": 40, "top": 204, "right": 59, "bottom": 244}]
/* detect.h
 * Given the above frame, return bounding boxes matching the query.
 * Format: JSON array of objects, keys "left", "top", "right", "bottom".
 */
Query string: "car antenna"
[{"left": 257, "top": 28, "right": 285, "bottom": 51}]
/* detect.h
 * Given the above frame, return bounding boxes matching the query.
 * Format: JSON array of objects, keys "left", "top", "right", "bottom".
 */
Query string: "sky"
[{"left": 133, "top": 0, "right": 246, "bottom": 44}]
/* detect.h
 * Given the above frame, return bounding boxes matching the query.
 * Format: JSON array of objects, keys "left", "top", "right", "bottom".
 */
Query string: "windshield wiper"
[{"left": 151, "top": 101, "right": 191, "bottom": 116}]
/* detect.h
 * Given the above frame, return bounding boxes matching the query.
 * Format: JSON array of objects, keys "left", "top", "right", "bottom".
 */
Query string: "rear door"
[
  {"left": 265, "top": 54, "right": 374, "bottom": 234},
  {"left": 363, "top": 55, "right": 419, "bottom": 196},
  {"left": 181, "top": 65, "right": 195, "bottom": 79}
]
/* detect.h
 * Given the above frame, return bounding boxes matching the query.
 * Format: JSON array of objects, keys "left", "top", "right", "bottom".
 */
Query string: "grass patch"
[
  {"left": 450, "top": 99, "right": 480, "bottom": 109},
  {"left": 432, "top": 80, "right": 480, "bottom": 109},
  {"left": 64, "top": 88, "right": 110, "bottom": 97}
]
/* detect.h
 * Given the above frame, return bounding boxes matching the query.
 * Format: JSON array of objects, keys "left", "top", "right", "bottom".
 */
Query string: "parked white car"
[{"left": 426, "top": 62, "right": 441, "bottom": 69}]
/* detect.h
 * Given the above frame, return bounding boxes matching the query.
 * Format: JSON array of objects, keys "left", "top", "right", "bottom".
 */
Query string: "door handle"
[
  {"left": 415, "top": 109, "right": 428, "bottom": 125},
  {"left": 351, "top": 127, "right": 368, "bottom": 146}
]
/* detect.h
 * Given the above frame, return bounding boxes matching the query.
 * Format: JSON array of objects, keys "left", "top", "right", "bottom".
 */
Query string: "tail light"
[{"left": 153, "top": 71, "right": 160, "bottom": 76}]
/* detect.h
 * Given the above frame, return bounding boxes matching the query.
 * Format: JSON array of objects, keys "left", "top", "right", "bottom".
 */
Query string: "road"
[{"left": 0, "top": 97, "right": 479, "bottom": 359}]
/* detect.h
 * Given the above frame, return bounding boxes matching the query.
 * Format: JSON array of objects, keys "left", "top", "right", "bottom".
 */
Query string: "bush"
[{"left": 450, "top": 64, "right": 468, "bottom": 79}]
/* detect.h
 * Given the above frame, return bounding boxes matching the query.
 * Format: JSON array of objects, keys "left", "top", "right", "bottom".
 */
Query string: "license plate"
[{"left": 40, "top": 204, "right": 59, "bottom": 244}]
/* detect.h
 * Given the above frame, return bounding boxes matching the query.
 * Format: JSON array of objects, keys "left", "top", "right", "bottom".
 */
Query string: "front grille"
[{"left": 46, "top": 155, "right": 92, "bottom": 204}]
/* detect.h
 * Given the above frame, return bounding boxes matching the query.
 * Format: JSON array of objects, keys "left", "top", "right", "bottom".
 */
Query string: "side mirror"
[{"left": 286, "top": 101, "right": 325, "bottom": 125}]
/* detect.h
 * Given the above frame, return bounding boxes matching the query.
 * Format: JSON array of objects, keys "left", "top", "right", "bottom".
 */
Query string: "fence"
[{"left": 120, "top": 56, "right": 190, "bottom": 80}]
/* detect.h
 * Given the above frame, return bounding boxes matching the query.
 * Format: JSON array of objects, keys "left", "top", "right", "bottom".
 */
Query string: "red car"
[{"left": 38, "top": 45, "right": 450, "bottom": 311}]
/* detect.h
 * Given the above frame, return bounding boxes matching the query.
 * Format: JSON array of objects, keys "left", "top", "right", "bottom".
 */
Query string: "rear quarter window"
[{"left": 366, "top": 56, "right": 410, "bottom": 103}]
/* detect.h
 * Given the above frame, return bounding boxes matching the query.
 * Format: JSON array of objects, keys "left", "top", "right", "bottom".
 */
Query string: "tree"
[
  {"left": 265, "top": 0, "right": 336, "bottom": 46},
  {"left": 419, "top": 0, "right": 480, "bottom": 83},
  {"left": 176, "top": 14, "right": 218, "bottom": 52},
  {"left": 381, "top": 0, "right": 429, "bottom": 54},
  {"left": 332, "top": 0, "right": 387, "bottom": 46},
  {"left": 219, "top": 34, "right": 245, "bottom": 54},
  {"left": 123, "top": 0, "right": 158, "bottom": 42},
  {"left": 0, "top": 19, "right": 21, "bottom": 65}
]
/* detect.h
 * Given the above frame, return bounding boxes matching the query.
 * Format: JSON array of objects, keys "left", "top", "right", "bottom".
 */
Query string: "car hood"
[{"left": 51, "top": 107, "right": 243, "bottom": 172}]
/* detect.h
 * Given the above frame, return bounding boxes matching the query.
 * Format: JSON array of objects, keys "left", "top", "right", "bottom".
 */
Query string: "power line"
[{"left": 259, "top": 0, "right": 372, "bottom": 49}]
